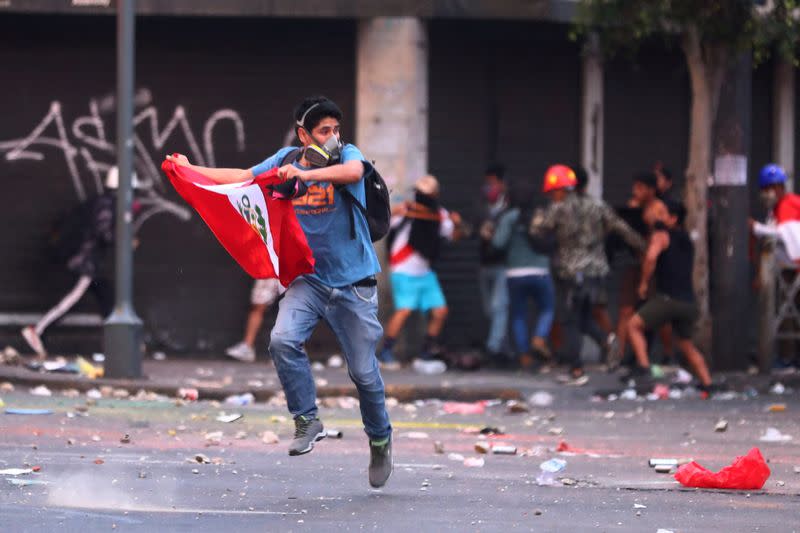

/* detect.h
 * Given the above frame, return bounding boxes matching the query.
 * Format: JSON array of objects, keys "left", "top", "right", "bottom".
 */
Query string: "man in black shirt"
[{"left": 627, "top": 201, "right": 713, "bottom": 392}]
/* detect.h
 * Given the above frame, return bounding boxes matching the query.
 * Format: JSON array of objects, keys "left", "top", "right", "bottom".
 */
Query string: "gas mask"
[{"left": 304, "top": 133, "right": 342, "bottom": 168}]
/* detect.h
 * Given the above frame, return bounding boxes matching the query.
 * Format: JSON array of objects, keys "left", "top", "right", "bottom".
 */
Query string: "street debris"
[
  {"left": 216, "top": 412, "right": 243, "bottom": 423},
  {"left": 547, "top": 427, "right": 564, "bottom": 436},
  {"left": 325, "top": 429, "right": 343, "bottom": 439},
  {"left": 120, "top": 434, "right": 131, "bottom": 444},
  {"left": 463, "top": 457, "right": 485, "bottom": 468},
  {"left": 194, "top": 454, "right": 211, "bottom": 464},
  {"left": 261, "top": 431, "right": 280, "bottom": 444},
  {"left": 311, "top": 361, "right": 326, "bottom": 372},
  {"left": 560, "top": 477, "right": 577, "bottom": 486},
  {"left": 759, "top": 427, "right": 793, "bottom": 443},
  {"left": 153, "top": 351, "right": 167, "bottom": 361},
  {"left": 76, "top": 356, "right": 104, "bottom": 379},
  {"left": 443, "top": 401, "right": 487, "bottom": 415},
  {"left": 29, "top": 385, "right": 52, "bottom": 397},
  {"left": 433, "top": 441, "right": 445, "bottom": 454},
  {"left": 224, "top": 392, "right": 255, "bottom": 406},
  {"left": 533, "top": 509, "right": 543, "bottom": 516},
  {"left": 766, "top": 403, "right": 787, "bottom": 413},
  {"left": 315, "top": 378, "right": 328, "bottom": 387},
  {"left": 94, "top": 459, "right": 104, "bottom": 465},
  {"left": 794, "top": 465, "right": 800, "bottom": 475},
  {"left": 327, "top": 354, "right": 344, "bottom": 368},
  {"left": 86, "top": 388, "right": 103, "bottom": 400},
  {"left": 675, "top": 447, "right": 771, "bottom": 490},
  {"left": 0, "top": 382, "right": 14, "bottom": 392},
  {"left": 204, "top": 431, "right": 224, "bottom": 445},
  {"left": 506, "top": 400, "right": 530, "bottom": 414},
  {"left": 492, "top": 445, "right": 517, "bottom": 455},
  {"left": 235, "top": 431, "right": 248, "bottom": 440},
  {"left": 655, "top": 464, "right": 674, "bottom": 474},
  {"left": 5, "top": 408, "right": 53, "bottom": 415},
  {"left": 555, "top": 441, "right": 584, "bottom": 454},
  {"left": 402, "top": 432, "right": 430, "bottom": 440},
  {"left": 0, "top": 468, "right": 34, "bottom": 476},
  {"left": 537, "top": 458, "right": 567, "bottom": 486},
  {"left": 447, "top": 453, "right": 465, "bottom": 462},
  {"left": 769, "top": 382, "right": 786, "bottom": 395},
  {"left": 1, "top": 346, "right": 22, "bottom": 365},
  {"left": 529, "top": 391, "right": 554, "bottom": 407},
  {"left": 7, "top": 479, "right": 49, "bottom": 487},
  {"left": 178, "top": 388, "right": 199, "bottom": 402},
  {"left": 479, "top": 426, "right": 504, "bottom": 436},
  {"left": 474, "top": 441, "right": 491, "bottom": 454},
  {"left": 633, "top": 504, "right": 647, "bottom": 509},
  {"left": 715, "top": 420, "right": 729, "bottom": 432}
]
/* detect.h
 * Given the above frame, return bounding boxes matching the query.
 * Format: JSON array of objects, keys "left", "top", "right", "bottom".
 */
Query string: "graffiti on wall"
[{"left": 0, "top": 88, "right": 248, "bottom": 231}]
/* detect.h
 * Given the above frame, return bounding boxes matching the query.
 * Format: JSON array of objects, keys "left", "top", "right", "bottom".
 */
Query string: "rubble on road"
[{"left": 261, "top": 431, "right": 280, "bottom": 444}]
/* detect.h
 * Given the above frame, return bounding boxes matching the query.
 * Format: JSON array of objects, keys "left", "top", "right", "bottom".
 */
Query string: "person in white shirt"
[{"left": 378, "top": 175, "right": 462, "bottom": 374}]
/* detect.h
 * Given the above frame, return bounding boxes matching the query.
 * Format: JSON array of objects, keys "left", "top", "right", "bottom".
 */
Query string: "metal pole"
[
  {"left": 709, "top": 51, "right": 752, "bottom": 371},
  {"left": 104, "top": 0, "right": 142, "bottom": 378}
]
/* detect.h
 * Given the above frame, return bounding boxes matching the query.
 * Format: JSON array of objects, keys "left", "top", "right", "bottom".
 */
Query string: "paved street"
[{"left": 1, "top": 373, "right": 799, "bottom": 532}]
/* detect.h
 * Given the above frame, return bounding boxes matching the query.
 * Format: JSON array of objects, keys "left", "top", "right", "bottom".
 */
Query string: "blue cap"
[{"left": 758, "top": 164, "right": 787, "bottom": 188}]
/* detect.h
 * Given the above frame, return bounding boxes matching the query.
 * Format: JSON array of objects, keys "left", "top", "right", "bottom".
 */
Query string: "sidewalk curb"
[{"left": 0, "top": 368, "right": 523, "bottom": 403}]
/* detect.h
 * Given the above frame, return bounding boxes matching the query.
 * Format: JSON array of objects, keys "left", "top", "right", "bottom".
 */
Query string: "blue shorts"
[{"left": 390, "top": 272, "right": 447, "bottom": 312}]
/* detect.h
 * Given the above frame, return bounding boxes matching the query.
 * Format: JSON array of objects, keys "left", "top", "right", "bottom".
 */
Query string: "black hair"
[
  {"left": 664, "top": 199, "right": 687, "bottom": 226},
  {"left": 485, "top": 163, "right": 506, "bottom": 180},
  {"left": 294, "top": 96, "right": 343, "bottom": 134},
  {"left": 572, "top": 164, "right": 589, "bottom": 192},
  {"left": 659, "top": 167, "right": 673, "bottom": 181},
  {"left": 633, "top": 171, "right": 658, "bottom": 190}
]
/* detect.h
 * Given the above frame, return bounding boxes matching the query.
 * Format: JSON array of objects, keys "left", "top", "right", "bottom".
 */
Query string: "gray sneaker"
[
  {"left": 368, "top": 437, "right": 393, "bottom": 488},
  {"left": 288, "top": 416, "right": 326, "bottom": 456}
]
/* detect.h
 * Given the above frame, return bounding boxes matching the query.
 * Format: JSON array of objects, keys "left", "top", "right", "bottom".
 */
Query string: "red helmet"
[{"left": 542, "top": 164, "right": 577, "bottom": 193}]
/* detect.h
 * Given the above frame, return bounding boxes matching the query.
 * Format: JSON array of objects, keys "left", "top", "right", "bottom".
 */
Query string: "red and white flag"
[
  {"left": 162, "top": 158, "right": 314, "bottom": 285},
  {"left": 775, "top": 194, "right": 800, "bottom": 262}
]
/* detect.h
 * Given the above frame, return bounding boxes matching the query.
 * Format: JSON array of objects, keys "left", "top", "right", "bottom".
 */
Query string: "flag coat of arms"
[{"left": 162, "top": 159, "right": 315, "bottom": 286}]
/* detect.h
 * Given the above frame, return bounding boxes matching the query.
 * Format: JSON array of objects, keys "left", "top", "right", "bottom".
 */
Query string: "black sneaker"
[
  {"left": 368, "top": 437, "right": 393, "bottom": 488},
  {"left": 288, "top": 415, "right": 326, "bottom": 456}
]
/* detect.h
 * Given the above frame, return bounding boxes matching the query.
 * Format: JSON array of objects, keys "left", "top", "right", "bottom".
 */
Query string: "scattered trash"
[
  {"left": 603, "top": 411, "right": 615, "bottom": 419},
  {"left": 112, "top": 388, "right": 129, "bottom": 399},
  {"left": 506, "top": 400, "right": 530, "bottom": 414},
  {"left": 224, "top": 392, "right": 254, "bottom": 406},
  {"left": 5, "top": 408, "right": 53, "bottom": 415},
  {"left": 447, "top": 453, "right": 465, "bottom": 462},
  {"left": 29, "top": 385, "right": 52, "bottom": 397},
  {"left": 261, "top": 431, "right": 280, "bottom": 444},
  {"left": 759, "top": 427, "right": 792, "bottom": 442},
  {"left": 0, "top": 468, "right": 34, "bottom": 476},
  {"left": 216, "top": 413, "right": 243, "bottom": 423},
  {"left": 153, "top": 351, "right": 167, "bottom": 361},
  {"left": 479, "top": 426, "right": 504, "bottom": 436},
  {"left": 547, "top": 427, "right": 564, "bottom": 436},
  {"left": 533, "top": 509, "right": 543, "bottom": 516},
  {"left": 327, "top": 354, "right": 344, "bottom": 368},
  {"left": 655, "top": 464, "right": 674, "bottom": 474},
  {"left": 673, "top": 368, "right": 693, "bottom": 384},
  {"left": 204, "top": 431, "right": 224, "bottom": 445},
  {"left": 492, "top": 445, "right": 517, "bottom": 455},
  {"left": 537, "top": 458, "right": 567, "bottom": 486},
  {"left": 433, "top": 441, "right": 445, "bottom": 454},
  {"left": 191, "top": 468, "right": 200, "bottom": 474},
  {"left": 555, "top": 441, "right": 584, "bottom": 454},
  {"left": 94, "top": 459, "right": 104, "bottom": 465},
  {"left": 652, "top": 384, "right": 670, "bottom": 400},
  {"left": 715, "top": 420, "right": 729, "bottom": 433},
  {"left": 443, "top": 401, "right": 487, "bottom": 415},
  {"left": 194, "top": 454, "right": 211, "bottom": 464},
  {"left": 656, "top": 530, "right": 675, "bottom": 533},
  {"left": 0, "top": 382, "right": 14, "bottom": 392},
  {"left": 793, "top": 465, "right": 800, "bottom": 475},
  {"left": 766, "top": 403, "right": 787, "bottom": 413},
  {"left": 325, "top": 429, "right": 343, "bottom": 439},
  {"left": 311, "top": 362, "right": 326, "bottom": 372},
  {"left": 529, "top": 391, "right": 554, "bottom": 407},
  {"left": 86, "top": 388, "right": 103, "bottom": 400},
  {"left": 633, "top": 504, "right": 647, "bottom": 509},
  {"left": 770, "top": 382, "right": 786, "bottom": 395},
  {"left": 92, "top": 353, "right": 106, "bottom": 363},
  {"left": 234, "top": 431, "right": 248, "bottom": 440},
  {"left": 560, "top": 477, "right": 577, "bottom": 486},
  {"left": 1, "top": 346, "right": 22, "bottom": 365},
  {"left": 76, "top": 356, "right": 104, "bottom": 379},
  {"left": 474, "top": 441, "right": 491, "bottom": 454},
  {"left": 675, "top": 448, "right": 771, "bottom": 490},
  {"left": 178, "top": 388, "right": 199, "bottom": 402},
  {"left": 620, "top": 389, "right": 637, "bottom": 400},
  {"left": 403, "top": 432, "right": 430, "bottom": 440},
  {"left": 315, "top": 378, "right": 329, "bottom": 387},
  {"left": 7, "top": 479, "right": 49, "bottom": 487},
  {"left": 463, "top": 457, "right": 485, "bottom": 468},
  {"left": 61, "top": 389, "right": 81, "bottom": 398},
  {"left": 120, "top": 434, "right": 131, "bottom": 444}
]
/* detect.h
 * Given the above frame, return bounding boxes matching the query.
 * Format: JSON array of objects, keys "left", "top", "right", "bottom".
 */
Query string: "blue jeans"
[
  {"left": 507, "top": 274, "right": 555, "bottom": 355},
  {"left": 479, "top": 266, "right": 509, "bottom": 354},
  {"left": 269, "top": 276, "right": 391, "bottom": 441}
]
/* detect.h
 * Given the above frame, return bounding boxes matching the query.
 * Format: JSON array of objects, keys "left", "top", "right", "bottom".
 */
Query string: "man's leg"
[
  {"left": 556, "top": 279, "right": 584, "bottom": 376},
  {"left": 22, "top": 275, "right": 93, "bottom": 357},
  {"left": 530, "top": 275, "right": 555, "bottom": 360},
  {"left": 325, "top": 283, "right": 392, "bottom": 487},
  {"left": 269, "top": 278, "right": 326, "bottom": 454},
  {"left": 507, "top": 276, "right": 531, "bottom": 357},
  {"left": 486, "top": 267, "right": 509, "bottom": 355},
  {"left": 627, "top": 314, "right": 651, "bottom": 370},
  {"left": 243, "top": 304, "right": 268, "bottom": 347},
  {"left": 676, "top": 338, "right": 712, "bottom": 387}
]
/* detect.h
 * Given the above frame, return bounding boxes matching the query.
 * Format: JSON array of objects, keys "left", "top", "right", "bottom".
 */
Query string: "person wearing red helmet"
[{"left": 530, "top": 164, "right": 645, "bottom": 385}]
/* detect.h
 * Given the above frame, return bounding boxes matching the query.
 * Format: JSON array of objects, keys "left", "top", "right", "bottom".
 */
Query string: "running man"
[{"left": 167, "top": 96, "right": 393, "bottom": 488}]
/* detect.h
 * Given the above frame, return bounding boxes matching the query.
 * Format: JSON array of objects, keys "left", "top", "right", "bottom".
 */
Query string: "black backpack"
[
  {"left": 47, "top": 200, "right": 93, "bottom": 263},
  {"left": 280, "top": 148, "right": 391, "bottom": 242}
]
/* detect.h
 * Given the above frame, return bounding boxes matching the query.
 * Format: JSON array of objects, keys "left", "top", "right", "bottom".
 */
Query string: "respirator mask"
[{"left": 297, "top": 102, "right": 343, "bottom": 168}]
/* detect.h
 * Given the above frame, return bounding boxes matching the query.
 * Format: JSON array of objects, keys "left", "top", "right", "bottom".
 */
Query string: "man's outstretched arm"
[{"left": 166, "top": 154, "right": 253, "bottom": 184}]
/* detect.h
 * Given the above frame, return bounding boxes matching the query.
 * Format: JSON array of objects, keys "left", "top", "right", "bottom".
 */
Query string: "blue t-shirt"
[{"left": 251, "top": 144, "right": 380, "bottom": 287}]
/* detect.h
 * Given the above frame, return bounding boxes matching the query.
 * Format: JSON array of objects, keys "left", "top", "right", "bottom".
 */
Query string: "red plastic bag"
[{"left": 674, "top": 447, "right": 771, "bottom": 490}]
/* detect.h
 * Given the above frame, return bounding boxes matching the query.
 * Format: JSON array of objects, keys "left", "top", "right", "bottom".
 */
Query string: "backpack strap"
[
  {"left": 336, "top": 162, "right": 371, "bottom": 240},
  {"left": 280, "top": 147, "right": 302, "bottom": 167}
]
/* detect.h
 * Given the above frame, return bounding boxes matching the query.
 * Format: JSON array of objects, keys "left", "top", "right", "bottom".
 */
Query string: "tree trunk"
[{"left": 682, "top": 26, "right": 715, "bottom": 354}]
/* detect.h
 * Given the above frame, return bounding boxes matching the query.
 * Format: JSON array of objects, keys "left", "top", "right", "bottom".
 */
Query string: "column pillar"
[{"left": 580, "top": 34, "right": 604, "bottom": 199}]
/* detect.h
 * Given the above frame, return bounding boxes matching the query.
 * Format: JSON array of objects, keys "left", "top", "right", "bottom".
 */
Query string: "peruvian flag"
[
  {"left": 162, "top": 158, "right": 314, "bottom": 286},
  {"left": 774, "top": 194, "right": 800, "bottom": 262}
]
